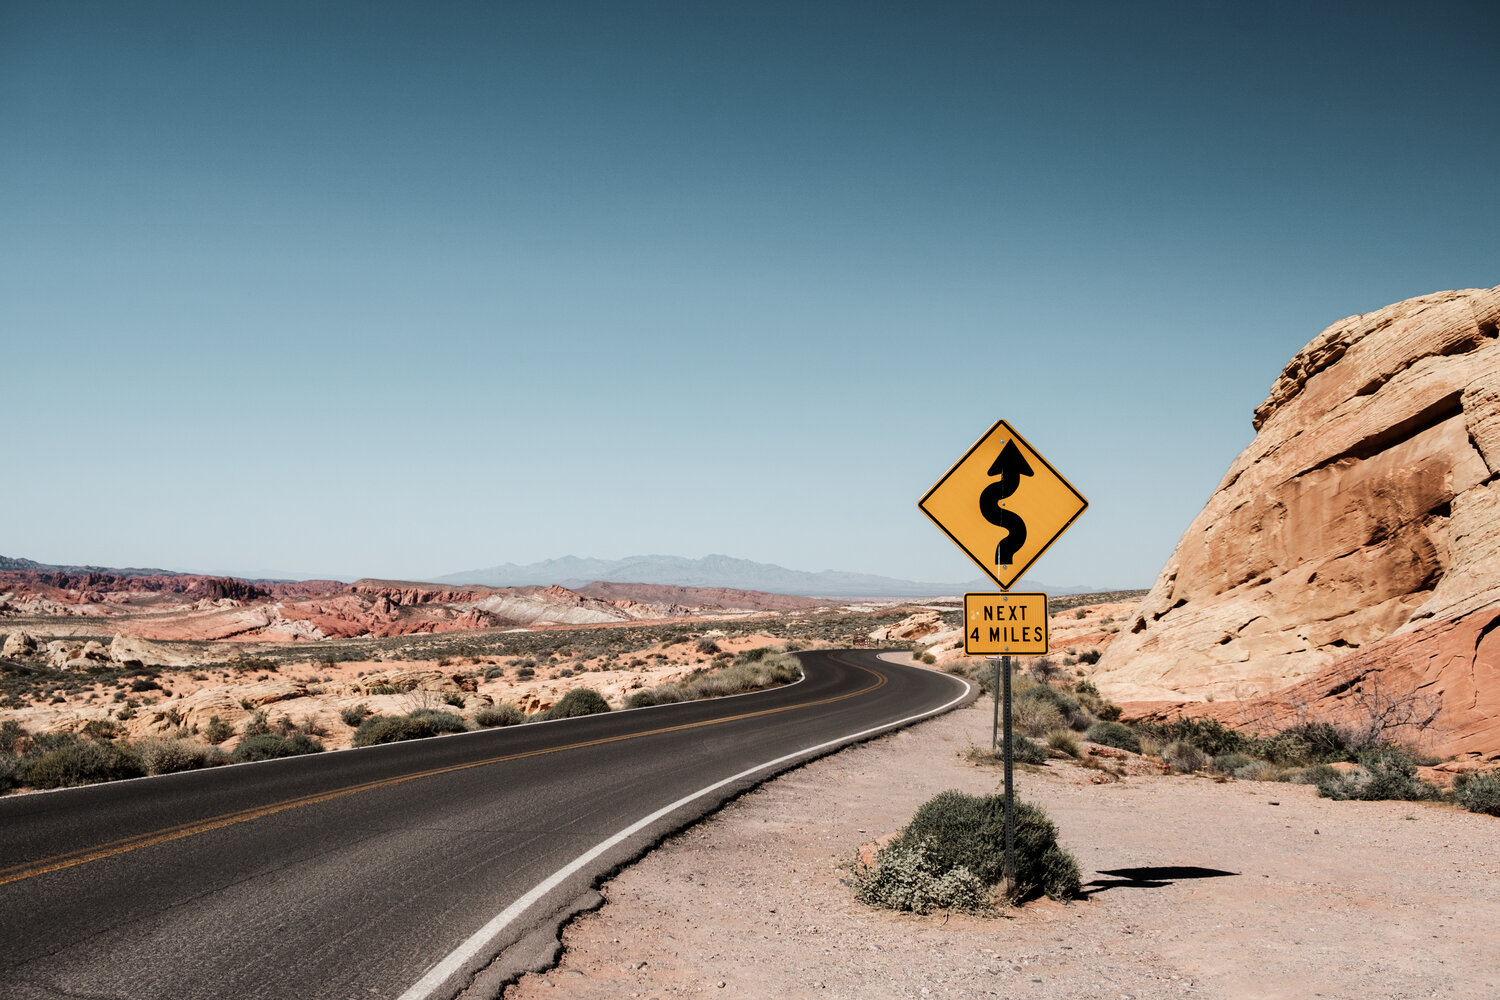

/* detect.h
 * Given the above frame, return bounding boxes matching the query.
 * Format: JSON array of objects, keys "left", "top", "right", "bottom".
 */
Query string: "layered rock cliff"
[{"left": 1095, "top": 286, "right": 1500, "bottom": 753}]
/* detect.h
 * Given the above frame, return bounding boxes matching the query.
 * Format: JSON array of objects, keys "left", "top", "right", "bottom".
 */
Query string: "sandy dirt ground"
[{"left": 504, "top": 668, "right": 1500, "bottom": 1000}]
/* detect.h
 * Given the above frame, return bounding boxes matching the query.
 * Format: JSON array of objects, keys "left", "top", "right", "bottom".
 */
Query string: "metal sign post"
[
  {"left": 1001, "top": 653, "right": 1015, "bottom": 893},
  {"left": 991, "top": 658, "right": 1001, "bottom": 749}
]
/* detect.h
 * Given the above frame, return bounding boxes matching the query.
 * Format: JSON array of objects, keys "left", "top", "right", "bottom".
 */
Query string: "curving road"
[{"left": 0, "top": 650, "right": 973, "bottom": 1000}]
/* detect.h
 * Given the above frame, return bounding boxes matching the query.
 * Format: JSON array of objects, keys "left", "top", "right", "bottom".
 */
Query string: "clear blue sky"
[{"left": 5, "top": 1, "right": 1498, "bottom": 588}]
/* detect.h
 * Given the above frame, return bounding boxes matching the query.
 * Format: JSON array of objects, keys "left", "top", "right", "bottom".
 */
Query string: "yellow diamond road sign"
[{"left": 919, "top": 419, "right": 1087, "bottom": 591}]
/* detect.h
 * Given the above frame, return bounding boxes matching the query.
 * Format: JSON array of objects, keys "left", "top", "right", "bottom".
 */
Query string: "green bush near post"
[{"left": 856, "top": 789, "right": 1082, "bottom": 912}]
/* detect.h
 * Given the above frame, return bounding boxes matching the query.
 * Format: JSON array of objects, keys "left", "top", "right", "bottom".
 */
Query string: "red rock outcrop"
[
  {"left": 0, "top": 572, "right": 271, "bottom": 603},
  {"left": 345, "top": 580, "right": 498, "bottom": 606},
  {"left": 1096, "top": 285, "right": 1500, "bottom": 754}
]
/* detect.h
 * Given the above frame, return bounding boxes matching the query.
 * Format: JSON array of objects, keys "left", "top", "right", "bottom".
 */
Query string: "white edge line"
[{"left": 395, "top": 667, "right": 975, "bottom": 1000}]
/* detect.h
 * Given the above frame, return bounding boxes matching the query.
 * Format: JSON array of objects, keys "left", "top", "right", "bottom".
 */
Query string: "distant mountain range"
[
  {"left": 2, "top": 552, "right": 1103, "bottom": 598},
  {"left": 0, "top": 555, "right": 179, "bottom": 578},
  {"left": 433, "top": 553, "right": 1093, "bottom": 598}
]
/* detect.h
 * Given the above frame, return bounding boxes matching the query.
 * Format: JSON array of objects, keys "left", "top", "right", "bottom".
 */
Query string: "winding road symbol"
[{"left": 978, "top": 439, "right": 1034, "bottom": 568}]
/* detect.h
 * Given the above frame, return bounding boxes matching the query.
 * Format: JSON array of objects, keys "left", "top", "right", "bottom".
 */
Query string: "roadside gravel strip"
[{"left": 505, "top": 654, "right": 1500, "bottom": 1000}]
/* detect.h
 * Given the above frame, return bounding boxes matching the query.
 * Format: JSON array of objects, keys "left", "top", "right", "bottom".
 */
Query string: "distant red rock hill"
[{"left": 0, "top": 569, "right": 838, "bottom": 643}]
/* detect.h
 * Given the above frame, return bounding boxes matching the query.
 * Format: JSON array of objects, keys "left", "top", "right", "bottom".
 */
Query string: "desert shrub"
[
  {"left": 484, "top": 666, "right": 506, "bottom": 680},
  {"left": 1453, "top": 770, "right": 1500, "bottom": 816},
  {"left": 27, "top": 739, "right": 146, "bottom": 788},
  {"left": 1141, "top": 717, "right": 1245, "bottom": 756},
  {"left": 1257, "top": 730, "right": 1316, "bottom": 766},
  {"left": 966, "top": 736, "right": 1049, "bottom": 767},
  {"left": 1028, "top": 656, "right": 1061, "bottom": 682},
  {"left": 1078, "top": 649, "right": 1101, "bottom": 665},
  {"left": 1022, "top": 682, "right": 1094, "bottom": 731},
  {"left": 135, "top": 737, "right": 228, "bottom": 775},
  {"left": 203, "top": 715, "right": 235, "bottom": 745},
  {"left": 474, "top": 702, "right": 525, "bottom": 728},
  {"left": 1071, "top": 679, "right": 1122, "bottom": 722},
  {"left": 1013, "top": 735, "right": 1050, "bottom": 764},
  {"left": 1233, "top": 759, "right": 1280, "bottom": 781},
  {"left": 539, "top": 688, "right": 612, "bottom": 721},
  {"left": 1086, "top": 721, "right": 1141, "bottom": 754},
  {"left": 1277, "top": 722, "right": 1355, "bottom": 762},
  {"left": 695, "top": 637, "right": 721, "bottom": 655},
  {"left": 81, "top": 718, "right": 124, "bottom": 740},
  {"left": 443, "top": 692, "right": 467, "bottom": 708},
  {"left": 1012, "top": 696, "right": 1065, "bottom": 737},
  {"left": 0, "top": 755, "right": 23, "bottom": 793},
  {"left": 1045, "top": 729, "right": 1080, "bottom": 757},
  {"left": 627, "top": 651, "right": 800, "bottom": 709},
  {"left": 1288, "top": 763, "right": 1341, "bottom": 786},
  {"left": 891, "top": 790, "right": 1081, "bottom": 903},
  {"left": 340, "top": 703, "right": 372, "bottom": 726},
  {"left": 352, "top": 710, "right": 468, "bottom": 747},
  {"left": 625, "top": 682, "right": 691, "bottom": 708},
  {"left": 231, "top": 733, "right": 325, "bottom": 762},
  {"left": 0, "top": 719, "right": 27, "bottom": 754},
  {"left": 942, "top": 658, "right": 995, "bottom": 694},
  {"left": 515, "top": 666, "right": 536, "bottom": 680},
  {"left": 852, "top": 840, "right": 991, "bottom": 914},
  {"left": 242, "top": 709, "right": 271, "bottom": 737},
  {"left": 115, "top": 703, "right": 137, "bottom": 721},
  {"left": 1316, "top": 750, "right": 1440, "bottom": 802},
  {"left": 1211, "top": 751, "right": 1254, "bottom": 775},
  {"left": 1020, "top": 683, "right": 1081, "bottom": 717},
  {"left": 921, "top": 653, "right": 937, "bottom": 665},
  {"left": 1163, "top": 739, "right": 1209, "bottom": 773}
]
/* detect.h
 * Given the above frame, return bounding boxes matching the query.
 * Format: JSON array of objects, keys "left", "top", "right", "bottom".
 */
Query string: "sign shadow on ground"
[{"left": 1081, "top": 866, "right": 1239, "bottom": 896}]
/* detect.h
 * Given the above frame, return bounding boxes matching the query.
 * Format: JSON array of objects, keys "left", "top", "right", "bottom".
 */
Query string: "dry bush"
[{"left": 1012, "top": 697, "right": 1065, "bottom": 737}]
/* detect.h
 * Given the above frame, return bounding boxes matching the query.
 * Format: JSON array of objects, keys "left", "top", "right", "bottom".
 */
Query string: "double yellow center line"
[{"left": 0, "top": 654, "right": 885, "bottom": 888}]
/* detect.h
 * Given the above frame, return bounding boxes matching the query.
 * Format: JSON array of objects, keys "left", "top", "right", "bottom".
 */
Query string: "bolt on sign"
[
  {"left": 964, "top": 592, "right": 1048, "bottom": 655},
  {"left": 918, "top": 419, "right": 1087, "bottom": 591}
]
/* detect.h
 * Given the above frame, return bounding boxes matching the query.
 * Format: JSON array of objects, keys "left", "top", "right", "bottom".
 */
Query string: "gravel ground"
[{"left": 503, "top": 667, "right": 1500, "bottom": 1000}]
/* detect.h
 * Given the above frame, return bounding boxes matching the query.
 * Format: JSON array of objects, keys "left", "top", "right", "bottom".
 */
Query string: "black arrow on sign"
[{"left": 979, "top": 439, "right": 1034, "bottom": 566}]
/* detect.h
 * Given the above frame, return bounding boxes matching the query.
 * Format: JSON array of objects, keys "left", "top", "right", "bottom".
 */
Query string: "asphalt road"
[{"left": 0, "top": 650, "right": 972, "bottom": 1000}]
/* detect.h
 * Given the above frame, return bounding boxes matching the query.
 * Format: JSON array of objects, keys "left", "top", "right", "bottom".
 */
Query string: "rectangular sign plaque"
[{"left": 963, "top": 592, "right": 1048, "bottom": 656}]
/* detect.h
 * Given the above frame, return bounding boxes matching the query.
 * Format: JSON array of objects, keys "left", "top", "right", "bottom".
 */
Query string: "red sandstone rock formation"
[{"left": 1097, "top": 284, "right": 1500, "bottom": 757}]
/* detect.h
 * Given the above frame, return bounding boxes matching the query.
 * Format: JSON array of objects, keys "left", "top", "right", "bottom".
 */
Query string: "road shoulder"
[{"left": 503, "top": 697, "right": 1499, "bottom": 999}]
